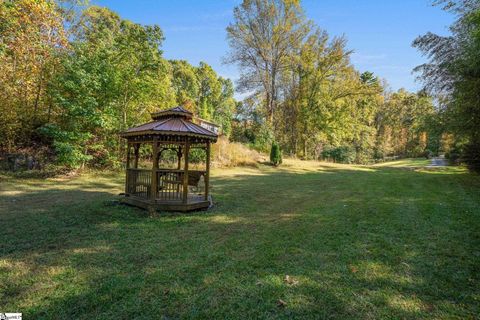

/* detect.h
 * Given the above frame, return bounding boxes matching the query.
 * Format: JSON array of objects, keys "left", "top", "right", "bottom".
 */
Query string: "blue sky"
[{"left": 93, "top": 0, "right": 454, "bottom": 95}]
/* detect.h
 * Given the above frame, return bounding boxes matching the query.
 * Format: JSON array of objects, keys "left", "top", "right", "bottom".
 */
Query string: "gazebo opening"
[{"left": 120, "top": 106, "right": 218, "bottom": 212}]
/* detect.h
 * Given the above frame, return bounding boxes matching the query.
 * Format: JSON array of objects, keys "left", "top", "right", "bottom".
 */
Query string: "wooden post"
[
  {"left": 205, "top": 141, "right": 210, "bottom": 201},
  {"left": 183, "top": 141, "right": 190, "bottom": 204},
  {"left": 125, "top": 142, "right": 131, "bottom": 195},
  {"left": 151, "top": 138, "right": 159, "bottom": 203},
  {"left": 177, "top": 146, "right": 182, "bottom": 170},
  {"left": 133, "top": 144, "right": 140, "bottom": 169},
  {"left": 126, "top": 143, "right": 131, "bottom": 169}
]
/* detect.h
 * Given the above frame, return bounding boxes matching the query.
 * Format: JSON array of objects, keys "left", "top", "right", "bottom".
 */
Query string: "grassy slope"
[{"left": 0, "top": 159, "right": 479, "bottom": 319}]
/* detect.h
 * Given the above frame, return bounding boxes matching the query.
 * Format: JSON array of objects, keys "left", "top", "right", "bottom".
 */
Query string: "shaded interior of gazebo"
[{"left": 120, "top": 106, "right": 217, "bottom": 212}]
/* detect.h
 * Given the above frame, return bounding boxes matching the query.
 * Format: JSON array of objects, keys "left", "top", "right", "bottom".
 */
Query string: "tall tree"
[{"left": 226, "top": 0, "right": 310, "bottom": 124}]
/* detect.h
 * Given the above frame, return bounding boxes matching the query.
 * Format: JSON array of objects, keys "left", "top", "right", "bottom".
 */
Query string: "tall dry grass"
[{"left": 212, "top": 136, "right": 265, "bottom": 167}]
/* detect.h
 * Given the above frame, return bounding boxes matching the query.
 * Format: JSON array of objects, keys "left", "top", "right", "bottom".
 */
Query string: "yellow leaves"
[{"left": 0, "top": 0, "right": 67, "bottom": 147}]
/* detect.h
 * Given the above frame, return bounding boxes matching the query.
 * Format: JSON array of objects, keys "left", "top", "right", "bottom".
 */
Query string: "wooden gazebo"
[{"left": 120, "top": 106, "right": 218, "bottom": 212}]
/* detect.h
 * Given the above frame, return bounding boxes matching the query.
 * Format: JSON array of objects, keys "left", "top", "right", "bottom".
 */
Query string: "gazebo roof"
[
  {"left": 121, "top": 106, "right": 217, "bottom": 141},
  {"left": 151, "top": 106, "right": 193, "bottom": 120}
]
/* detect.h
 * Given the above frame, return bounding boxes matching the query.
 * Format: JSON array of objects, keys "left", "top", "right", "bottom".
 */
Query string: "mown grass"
[{"left": 1, "top": 159, "right": 479, "bottom": 319}]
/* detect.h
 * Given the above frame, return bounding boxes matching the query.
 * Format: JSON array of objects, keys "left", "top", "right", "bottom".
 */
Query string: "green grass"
[
  {"left": 373, "top": 158, "right": 431, "bottom": 168},
  {"left": 1, "top": 159, "right": 479, "bottom": 319}
]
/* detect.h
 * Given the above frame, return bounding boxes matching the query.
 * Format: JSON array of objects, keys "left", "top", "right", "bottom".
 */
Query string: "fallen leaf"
[
  {"left": 284, "top": 275, "right": 299, "bottom": 286},
  {"left": 277, "top": 299, "right": 287, "bottom": 307}
]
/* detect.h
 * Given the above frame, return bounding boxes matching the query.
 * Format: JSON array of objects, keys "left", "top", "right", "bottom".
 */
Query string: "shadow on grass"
[{"left": 0, "top": 164, "right": 479, "bottom": 319}]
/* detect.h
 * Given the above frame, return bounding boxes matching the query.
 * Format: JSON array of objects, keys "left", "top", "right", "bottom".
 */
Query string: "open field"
[{"left": 1, "top": 159, "right": 479, "bottom": 319}]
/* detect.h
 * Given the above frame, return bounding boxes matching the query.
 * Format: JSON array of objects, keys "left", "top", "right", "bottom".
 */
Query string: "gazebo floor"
[{"left": 121, "top": 193, "right": 212, "bottom": 212}]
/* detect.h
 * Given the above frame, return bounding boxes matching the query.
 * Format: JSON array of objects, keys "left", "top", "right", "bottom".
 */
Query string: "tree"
[
  {"left": 45, "top": 6, "right": 175, "bottom": 167},
  {"left": 413, "top": 0, "right": 480, "bottom": 170},
  {"left": 270, "top": 141, "right": 282, "bottom": 166},
  {"left": 0, "top": 0, "right": 67, "bottom": 151},
  {"left": 226, "top": 0, "right": 310, "bottom": 124},
  {"left": 375, "top": 89, "right": 435, "bottom": 159},
  {"left": 170, "top": 60, "right": 200, "bottom": 109}
]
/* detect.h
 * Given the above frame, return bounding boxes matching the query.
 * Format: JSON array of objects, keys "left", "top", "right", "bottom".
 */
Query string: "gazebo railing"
[
  {"left": 157, "top": 170, "right": 184, "bottom": 201},
  {"left": 126, "top": 168, "right": 152, "bottom": 198},
  {"left": 126, "top": 168, "right": 206, "bottom": 202}
]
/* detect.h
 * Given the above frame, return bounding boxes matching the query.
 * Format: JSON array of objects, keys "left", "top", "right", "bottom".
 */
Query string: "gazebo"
[{"left": 120, "top": 106, "right": 218, "bottom": 212}]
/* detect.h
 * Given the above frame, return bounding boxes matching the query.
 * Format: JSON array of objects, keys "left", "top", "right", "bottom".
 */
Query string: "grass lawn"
[{"left": 1, "top": 159, "right": 479, "bottom": 319}]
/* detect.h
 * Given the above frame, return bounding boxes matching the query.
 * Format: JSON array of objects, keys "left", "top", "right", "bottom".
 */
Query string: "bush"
[
  {"left": 423, "top": 149, "right": 434, "bottom": 159},
  {"left": 53, "top": 141, "right": 92, "bottom": 168},
  {"left": 445, "top": 142, "right": 464, "bottom": 165},
  {"left": 38, "top": 124, "right": 92, "bottom": 168},
  {"left": 270, "top": 142, "right": 282, "bottom": 166},
  {"left": 322, "top": 146, "right": 356, "bottom": 164}
]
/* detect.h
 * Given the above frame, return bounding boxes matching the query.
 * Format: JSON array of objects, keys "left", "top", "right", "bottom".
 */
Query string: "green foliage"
[
  {"left": 0, "top": 1, "right": 235, "bottom": 169},
  {"left": 228, "top": 0, "right": 439, "bottom": 164},
  {"left": 322, "top": 146, "right": 356, "bottom": 164},
  {"left": 269, "top": 142, "right": 282, "bottom": 166},
  {"left": 0, "top": 0, "right": 453, "bottom": 169},
  {"left": 188, "top": 148, "right": 207, "bottom": 164},
  {"left": 413, "top": 1, "right": 480, "bottom": 171},
  {"left": 0, "top": 0, "right": 67, "bottom": 151},
  {"left": 375, "top": 89, "right": 436, "bottom": 159},
  {"left": 38, "top": 124, "right": 92, "bottom": 168}
]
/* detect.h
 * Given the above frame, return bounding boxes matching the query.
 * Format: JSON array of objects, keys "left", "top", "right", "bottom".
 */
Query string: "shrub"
[
  {"left": 38, "top": 124, "right": 92, "bottom": 168},
  {"left": 423, "top": 149, "right": 434, "bottom": 159},
  {"left": 270, "top": 142, "right": 282, "bottom": 166},
  {"left": 446, "top": 142, "right": 464, "bottom": 165},
  {"left": 53, "top": 141, "right": 92, "bottom": 168},
  {"left": 322, "top": 146, "right": 356, "bottom": 164}
]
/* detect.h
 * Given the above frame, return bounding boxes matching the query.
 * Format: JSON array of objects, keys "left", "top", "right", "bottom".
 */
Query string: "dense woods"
[
  {"left": 0, "top": 0, "right": 478, "bottom": 169},
  {"left": 0, "top": 0, "right": 235, "bottom": 168},
  {"left": 226, "top": 0, "right": 441, "bottom": 164}
]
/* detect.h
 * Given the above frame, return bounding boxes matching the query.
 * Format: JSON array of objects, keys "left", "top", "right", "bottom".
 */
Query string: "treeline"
[
  {"left": 0, "top": 0, "right": 235, "bottom": 168},
  {"left": 3, "top": 0, "right": 476, "bottom": 170},
  {"left": 226, "top": 0, "right": 445, "bottom": 164}
]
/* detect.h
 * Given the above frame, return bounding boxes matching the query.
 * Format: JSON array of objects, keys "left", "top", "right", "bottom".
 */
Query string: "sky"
[{"left": 93, "top": 0, "right": 455, "bottom": 96}]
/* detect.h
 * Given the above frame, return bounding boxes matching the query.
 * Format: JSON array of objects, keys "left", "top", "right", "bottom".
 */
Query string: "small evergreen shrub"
[{"left": 270, "top": 142, "right": 282, "bottom": 166}]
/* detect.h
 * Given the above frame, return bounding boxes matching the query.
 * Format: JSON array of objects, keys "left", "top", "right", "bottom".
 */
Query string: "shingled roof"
[{"left": 121, "top": 106, "right": 217, "bottom": 140}]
